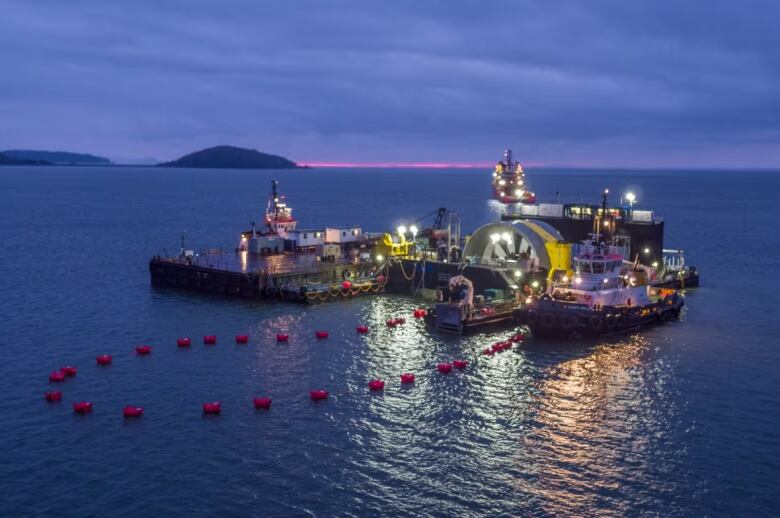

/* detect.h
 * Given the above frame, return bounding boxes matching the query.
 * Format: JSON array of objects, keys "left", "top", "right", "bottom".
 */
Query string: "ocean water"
[{"left": 0, "top": 166, "right": 778, "bottom": 517}]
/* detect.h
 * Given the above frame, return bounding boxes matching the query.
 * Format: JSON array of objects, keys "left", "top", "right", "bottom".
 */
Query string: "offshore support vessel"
[{"left": 492, "top": 149, "right": 536, "bottom": 204}]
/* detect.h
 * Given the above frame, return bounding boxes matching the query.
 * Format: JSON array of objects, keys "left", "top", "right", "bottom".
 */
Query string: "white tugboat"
[{"left": 517, "top": 190, "right": 684, "bottom": 338}]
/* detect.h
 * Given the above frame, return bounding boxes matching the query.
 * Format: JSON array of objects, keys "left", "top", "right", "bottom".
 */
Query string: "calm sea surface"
[{"left": 1, "top": 166, "right": 778, "bottom": 516}]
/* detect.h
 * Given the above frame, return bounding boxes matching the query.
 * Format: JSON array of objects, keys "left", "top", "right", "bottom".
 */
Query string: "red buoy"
[
  {"left": 510, "top": 333, "right": 525, "bottom": 343},
  {"left": 394, "top": 317, "right": 406, "bottom": 325},
  {"left": 276, "top": 333, "right": 289, "bottom": 342},
  {"left": 177, "top": 337, "right": 191, "bottom": 347},
  {"left": 44, "top": 391, "right": 62, "bottom": 402},
  {"left": 123, "top": 405, "right": 144, "bottom": 418},
  {"left": 96, "top": 354, "right": 112, "bottom": 365},
  {"left": 400, "top": 373, "right": 415, "bottom": 384},
  {"left": 202, "top": 402, "right": 221, "bottom": 414},
  {"left": 49, "top": 371, "right": 65, "bottom": 383},
  {"left": 315, "top": 331, "right": 329, "bottom": 339},
  {"left": 60, "top": 366, "right": 77, "bottom": 377},
  {"left": 309, "top": 390, "right": 329, "bottom": 401},
  {"left": 253, "top": 397, "right": 272, "bottom": 409},
  {"left": 437, "top": 362, "right": 453, "bottom": 374},
  {"left": 453, "top": 359, "right": 469, "bottom": 369},
  {"left": 386, "top": 319, "right": 396, "bottom": 328},
  {"left": 235, "top": 335, "right": 249, "bottom": 344},
  {"left": 482, "top": 347, "right": 495, "bottom": 356},
  {"left": 342, "top": 280, "right": 352, "bottom": 290},
  {"left": 356, "top": 325, "right": 369, "bottom": 334},
  {"left": 135, "top": 345, "right": 152, "bottom": 355},
  {"left": 72, "top": 401, "right": 93, "bottom": 414},
  {"left": 491, "top": 342, "right": 506, "bottom": 353},
  {"left": 203, "top": 335, "right": 217, "bottom": 345},
  {"left": 368, "top": 379, "right": 385, "bottom": 391}
]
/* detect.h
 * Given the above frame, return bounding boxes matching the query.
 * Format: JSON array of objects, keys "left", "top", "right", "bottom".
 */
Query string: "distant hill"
[
  {"left": 0, "top": 152, "right": 50, "bottom": 165},
  {"left": 3, "top": 149, "right": 111, "bottom": 165},
  {"left": 158, "top": 145, "right": 300, "bottom": 169}
]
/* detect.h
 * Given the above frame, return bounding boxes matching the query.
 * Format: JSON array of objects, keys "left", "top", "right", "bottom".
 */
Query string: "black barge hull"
[{"left": 515, "top": 294, "right": 684, "bottom": 339}]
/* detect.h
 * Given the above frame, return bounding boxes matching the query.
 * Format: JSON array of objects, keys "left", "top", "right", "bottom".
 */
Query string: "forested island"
[{"left": 157, "top": 145, "right": 302, "bottom": 169}]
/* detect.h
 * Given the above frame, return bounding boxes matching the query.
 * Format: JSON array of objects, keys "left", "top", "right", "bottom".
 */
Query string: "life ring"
[
  {"left": 541, "top": 312, "right": 557, "bottom": 328},
  {"left": 588, "top": 315, "right": 604, "bottom": 332},
  {"left": 263, "top": 285, "right": 275, "bottom": 297},
  {"left": 342, "top": 270, "right": 353, "bottom": 280},
  {"left": 560, "top": 313, "right": 577, "bottom": 330},
  {"left": 605, "top": 314, "right": 617, "bottom": 330},
  {"left": 526, "top": 309, "right": 540, "bottom": 325},
  {"left": 245, "top": 272, "right": 256, "bottom": 281}
]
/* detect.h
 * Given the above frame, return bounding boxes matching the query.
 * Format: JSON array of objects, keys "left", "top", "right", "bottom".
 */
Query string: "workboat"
[
  {"left": 492, "top": 149, "right": 536, "bottom": 204},
  {"left": 516, "top": 238, "right": 684, "bottom": 339}
]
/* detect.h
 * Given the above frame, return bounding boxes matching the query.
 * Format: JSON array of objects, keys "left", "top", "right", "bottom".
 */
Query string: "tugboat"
[
  {"left": 515, "top": 190, "right": 684, "bottom": 339},
  {"left": 492, "top": 149, "right": 536, "bottom": 204}
]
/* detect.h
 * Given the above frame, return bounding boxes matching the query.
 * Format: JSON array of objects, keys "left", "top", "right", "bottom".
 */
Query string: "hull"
[
  {"left": 515, "top": 294, "right": 684, "bottom": 339},
  {"left": 492, "top": 184, "right": 536, "bottom": 204}
]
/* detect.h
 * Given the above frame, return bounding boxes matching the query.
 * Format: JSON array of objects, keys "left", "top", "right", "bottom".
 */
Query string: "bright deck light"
[{"left": 397, "top": 225, "right": 407, "bottom": 235}]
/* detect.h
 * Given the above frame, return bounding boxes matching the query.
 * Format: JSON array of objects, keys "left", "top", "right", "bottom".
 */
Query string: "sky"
[{"left": 1, "top": 1, "right": 779, "bottom": 167}]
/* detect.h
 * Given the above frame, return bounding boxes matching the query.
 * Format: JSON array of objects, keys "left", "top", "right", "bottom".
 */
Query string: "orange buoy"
[
  {"left": 309, "top": 390, "right": 329, "bottom": 401},
  {"left": 482, "top": 347, "right": 495, "bottom": 356},
  {"left": 202, "top": 402, "right": 221, "bottom": 414},
  {"left": 368, "top": 379, "right": 385, "bottom": 391},
  {"left": 400, "top": 373, "right": 415, "bottom": 384},
  {"left": 203, "top": 335, "right": 217, "bottom": 345},
  {"left": 49, "top": 371, "right": 65, "bottom": 383},
  {"left": 253, "top": 397, "right": 272, "bottom": 409},
  {"left": 356, "top": 325, "right": 369, "bottom": 334},
  {"left": 437, "top": 362, "right": 453, "bottom": 374},
  {"left": 276, "top": 333, "right": 289, "bottom": 342},
  {"left": 72, "top": 401, "right": 93, "bottom": 414},
  {"left": 60, "top": 366, "right": 77, "bottom": 377},
  {"left": 123, "top": 405, "right": 144, "bottom": 418},
  {"left": 453, "top": 359, "right": 469, "bottom": 369},
  {"left": 315, "top": 331, "right": 329, "bottom": 339},
  {"left": 235, "top": 334, "right": 249, "bottom": 344},
  {"left": 177, "top": 337, "right": 191, "bottom": 347},
  {"left": 96, "top": 354, "right": 112, "bottom": 365},
  {"left": 44, "top": 391, "right": 62, "bottom": 402},
  {"left": 135, "top": 345, "right": 152, "bottom": 355}
]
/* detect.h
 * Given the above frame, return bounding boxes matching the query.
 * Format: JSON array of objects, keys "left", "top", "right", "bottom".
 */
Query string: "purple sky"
[{"left": 1, "top": 1, "right": 779, "bottom": 167}]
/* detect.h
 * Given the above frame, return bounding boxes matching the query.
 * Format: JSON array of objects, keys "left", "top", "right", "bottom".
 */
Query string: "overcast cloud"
[{"left": 1, "top": 1, "right": 778, "bottom": 166}]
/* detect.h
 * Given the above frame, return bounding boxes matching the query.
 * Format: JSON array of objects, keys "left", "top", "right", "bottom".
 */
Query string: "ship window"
[
  {"left": 303, "top": 233, "right": 308, "bottom": 239},
  {"left": 342, "top": 231, "right": 346, "bottom": 236},
  {"left": 592, "top": 261, "right": 604, "bottom": 273}
]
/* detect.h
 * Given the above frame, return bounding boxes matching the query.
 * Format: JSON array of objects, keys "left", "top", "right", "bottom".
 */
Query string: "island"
[
  {"left": 2, "top": 149, "right": 111, "bottom": 165},
  {"left": 157, "top": 145, "right": 302, "bottom": 169},
  {"left": 0, "top": 151, "right": 50, "bottom": 165}
]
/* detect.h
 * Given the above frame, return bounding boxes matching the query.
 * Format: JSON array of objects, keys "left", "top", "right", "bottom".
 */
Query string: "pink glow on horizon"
[{"left": 301, "top": 161, "right": 493, "bottom": 169}]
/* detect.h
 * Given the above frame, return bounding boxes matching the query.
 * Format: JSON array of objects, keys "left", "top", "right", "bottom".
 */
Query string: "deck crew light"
[
  {"left": 644, "top": 247, "right": 650, "bottom": 254},
  {"left": 514, "top": 189, "right": 523, "bottom": 197},
  {"left": 490, "top": 233, "right": 500, "bottom": 244},
  {"left": 375, "top": 254, "right": 384, "bottom": 262},
  {"left": 531, "top": 281, "right": 539, "bottom": 288},
  {"left": 603, "top": 278, "right": 608, "bottom": 283},
  {"left": 241, "top": 236, "right": 247, "bottom": 242},
  {"left": 651, "top": 261, "right": 658, "bottom": 268},
  {"left": 499, "top": 179, "right": 506, "bottom": 186},
  {"left": 575, "top": 277, "right": 582, "bottom": 285},
  {"left": 513, "top": 270, "right": 522, "bottom": 278},
  {"left": 561, "top": 276, "right": 568, "bottom": 283},
  {"left": 397, "top": 225, "right": 407, "bottom": 236},
  {"left": 626, "top": 192, "right": 636, "bottom": 207},
  {"left": 409, "top": 225, "right": 418, "bottom": 239}
]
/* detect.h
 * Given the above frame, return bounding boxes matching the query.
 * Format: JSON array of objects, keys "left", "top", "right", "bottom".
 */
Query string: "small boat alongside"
[{"left": 516, "top": 238, "right": 684, "bottom": 339}]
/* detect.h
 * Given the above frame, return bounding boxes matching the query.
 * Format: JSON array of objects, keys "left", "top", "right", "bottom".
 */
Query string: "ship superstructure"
[{"left": 492, "top": 149, "right": 536, "bottom": 204}]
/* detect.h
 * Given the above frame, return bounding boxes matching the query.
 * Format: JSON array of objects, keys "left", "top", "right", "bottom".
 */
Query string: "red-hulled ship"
[{"left": 491, "top": 149, "right": 535, "bottom": 204}]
